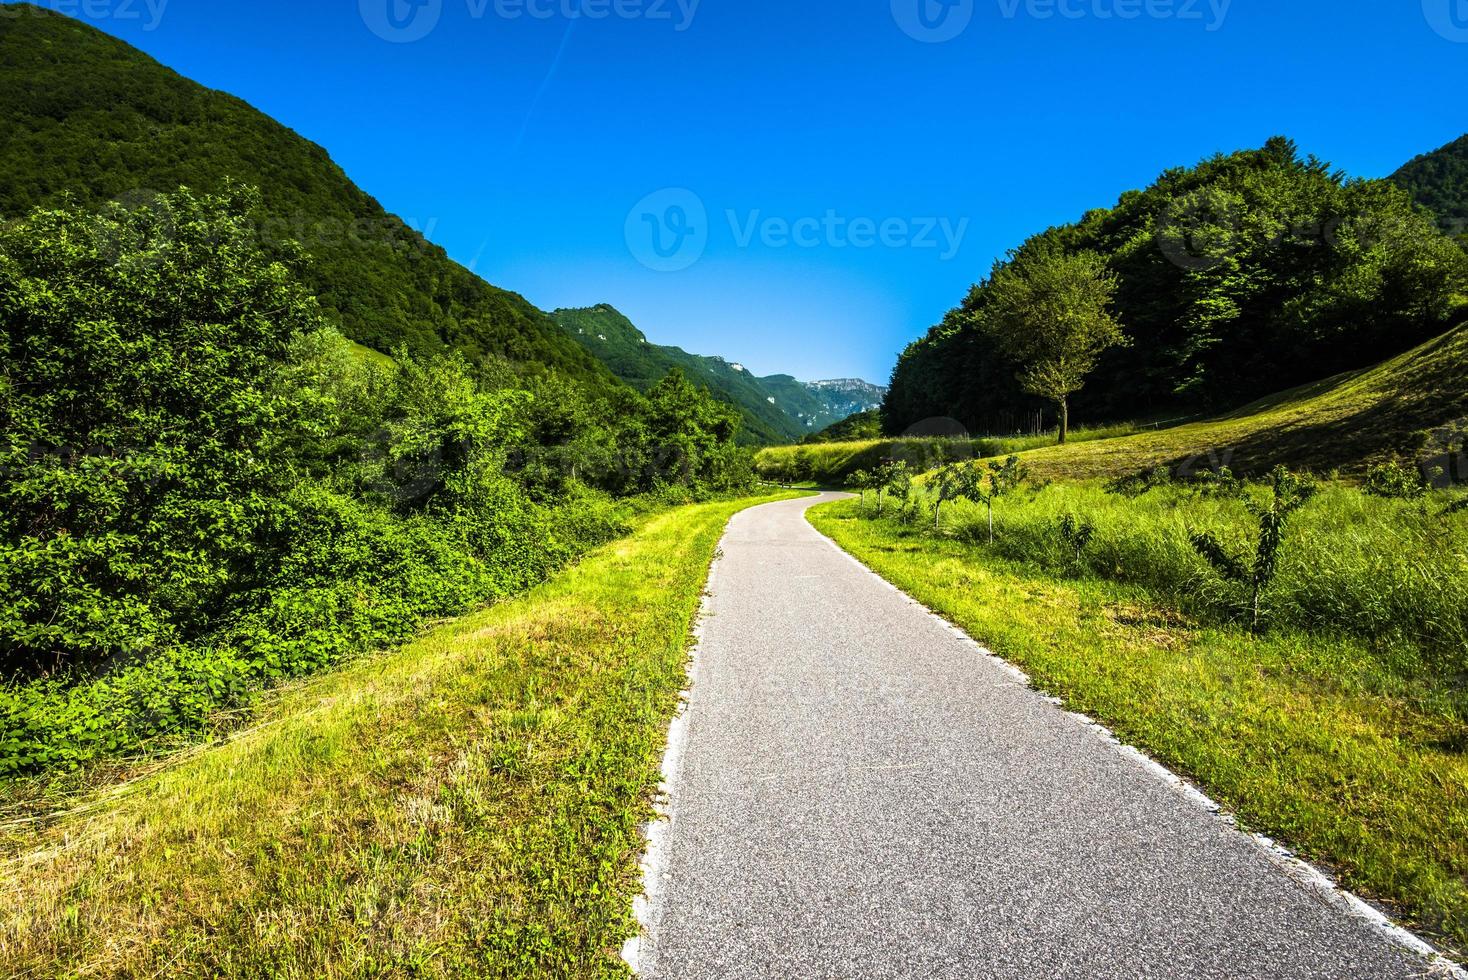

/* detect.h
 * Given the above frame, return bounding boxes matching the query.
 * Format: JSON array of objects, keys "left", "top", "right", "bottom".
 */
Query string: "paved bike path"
[{"left": 635, "top": 493, "right": 1444, "bottom": 979}]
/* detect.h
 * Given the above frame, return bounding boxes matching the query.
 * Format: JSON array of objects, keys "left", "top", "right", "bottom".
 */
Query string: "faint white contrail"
[{"left": 512, "top": 15, "right": 579, "bottom": 154}]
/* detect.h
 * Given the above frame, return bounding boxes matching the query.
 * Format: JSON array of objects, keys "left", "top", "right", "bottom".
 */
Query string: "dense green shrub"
[
  {"left": 1362, "top": 461, "right": 1429, "bottom": 500},
  {"left": 0, "top": 189, "right": 750, "bottom": 777},
  {"left": 0, "top": 184, "right": 323, "bottom": 676}
]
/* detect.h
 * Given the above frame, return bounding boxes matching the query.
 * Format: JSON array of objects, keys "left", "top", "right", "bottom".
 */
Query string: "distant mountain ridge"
[{"left": 552, "top": 305, "right": 885, "bottom": 444}]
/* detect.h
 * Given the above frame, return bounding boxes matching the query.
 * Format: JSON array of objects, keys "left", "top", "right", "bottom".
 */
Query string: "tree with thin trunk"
[
  {"left": 850, "top": 469, "right": 874, "bottom": 511},
  {"left": 981, "top": 244, "right": 1125, "bottom": 445},
  {"left": 931, "top": 464, "right": 966, "bottom": 532}
]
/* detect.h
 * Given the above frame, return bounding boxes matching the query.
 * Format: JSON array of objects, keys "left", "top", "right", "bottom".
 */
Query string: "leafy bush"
[
  {"left": 1362, "top": 461, "right": 1429, "bottom": 500},
  {"left": 0, "top": 190, "right": 751, "bottom": 778},
  {"left": 0, "top": 184, "right": 323, "bottom": 676},
  {"left": 1055, "top": 514, "right": 1096, "bottom": 569}
]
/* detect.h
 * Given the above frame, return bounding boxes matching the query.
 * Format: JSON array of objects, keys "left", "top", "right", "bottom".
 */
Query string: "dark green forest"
[
  {"left": 1392, "top": 133, "right": 1468, "bottom": 238},
  {"left": 0, "top": 5, "right": 613, "bottom": 388},
  {"left": 884, "top": 137, "right": 1468, "bottom": 436}
]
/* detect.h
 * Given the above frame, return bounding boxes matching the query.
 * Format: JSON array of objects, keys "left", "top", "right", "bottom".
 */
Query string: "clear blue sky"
[{"left": 32, "top": 0, "right": 1468, "bottom": 383}]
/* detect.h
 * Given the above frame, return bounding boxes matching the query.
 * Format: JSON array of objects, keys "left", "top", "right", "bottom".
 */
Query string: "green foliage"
[
  {"left": 885, "top": 138, "right": 1468, "bottom": 435},
  {"left": 849, "top": 469, "right": 875, "bottom": 510},
  {"left": 1362, "top": 461, "right": 1429, "bottom": 500},
  {"left": 1055, "top": 514, "right": 1095, "bottom": 568},
  {"left": 853, "top": 472, "right": 1468, "bottom": 666},
  {"left": 1188, "top": 467, "right": 1318, "bottom": 631},
  {"left": 1106, "top": 466, "right": 1174, "bottom": 498},
  {"left": 981, "top": 245, "right": 1126, "bottom": 442},
  {"left": 923, "top": 456, "right": 1028, "bottom": 543},
  {"left": 872, "top": 461, "right": 913, "bottom": 516},
  {"left": 0, "top": 191, "right": 752, "bottom": 778},
  {"left": 0, "top": 184, "right": 321, "bottom": 675},
  {"left": 0, "top": 8, "right": 614, "bottom": 388},
  {"left": 1391, "top": 133, "right": 1468, "bottom": 236},
  {"left": 804, "top": 410, "right": 884, "bottom": 444}
]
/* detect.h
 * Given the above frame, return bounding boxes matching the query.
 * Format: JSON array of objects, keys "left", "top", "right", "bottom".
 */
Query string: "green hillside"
[
  {"left": 1392, "top": 133, "right": 1468, "bottom": 236},
  {"left": 552, "top": 305, "right": 885, "bottom": 444},
  {"left": 1007, "top": 323, "right": 1468, "bottom": 481},
  {"left": 0, "top": 5, "right": 614, "bottom": 387},
  {"left": 759, "top": 324, "right": 1468, "bottom": 485},
  {"left": 884, "top": 138, "right": 1468, "bottom": 435}
]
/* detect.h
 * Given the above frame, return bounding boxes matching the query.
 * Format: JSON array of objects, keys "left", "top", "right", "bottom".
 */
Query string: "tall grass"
[{"left": 894, "top": 480, "right": 1468, "bottom": 678}]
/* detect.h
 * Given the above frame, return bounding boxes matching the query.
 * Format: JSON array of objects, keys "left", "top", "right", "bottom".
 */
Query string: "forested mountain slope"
[
  {"left": 1392, "top": 133, "right": 1468, "bottom": 235},
  {"left": 883, "top": 138, "right": 1468, "bottom": 436},
  {"left": 0, "top": 5, "right": 614, "bottom": 387}
]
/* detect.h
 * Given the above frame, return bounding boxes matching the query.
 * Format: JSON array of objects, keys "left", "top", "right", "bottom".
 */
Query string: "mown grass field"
[
  {"left": 810, "top": 494, "right": 1468, "bottom": 958},
  {"left": 0, "top": 491, "right": 801, "bottom": 979}
]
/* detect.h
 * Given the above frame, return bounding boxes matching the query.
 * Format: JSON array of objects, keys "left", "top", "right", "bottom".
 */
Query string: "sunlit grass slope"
[
  {"left": 754, "top": 424, "right": 1139, "bottom": 485},
  {"left": 0, "top": 491, "right": 800, "bottom": 979},
  {"left": 1010, "top": 324, "right": 1468, "bottom": 481}
]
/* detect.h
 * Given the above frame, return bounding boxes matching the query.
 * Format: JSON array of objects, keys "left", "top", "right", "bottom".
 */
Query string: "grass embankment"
[
  {"left": 810, "top": 492, "right": 1468, "bottom": 957},
  {"left": 1005, "top": 324, "right": 1468, "bottom": 482},
  {"left": 755, "top": 423, "right": 1139, "bottom": 485},
  {"left": 0, "top": 491, "right": 800, "bottom": 978}
]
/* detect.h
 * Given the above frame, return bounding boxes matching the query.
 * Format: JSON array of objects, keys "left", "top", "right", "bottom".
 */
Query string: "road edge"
[{"left": 803, "top": 497, "right": 1467, "bottom": 979}]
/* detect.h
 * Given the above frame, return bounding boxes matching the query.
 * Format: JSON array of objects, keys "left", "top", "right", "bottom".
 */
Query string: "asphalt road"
[{"left": 636, "top": 493, "right": 1446, "bottom": 980}]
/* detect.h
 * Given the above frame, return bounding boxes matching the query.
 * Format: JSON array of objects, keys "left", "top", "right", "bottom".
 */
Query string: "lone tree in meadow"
[{"left": 982, "top": 245, "right": 1125, "bottom": 444}]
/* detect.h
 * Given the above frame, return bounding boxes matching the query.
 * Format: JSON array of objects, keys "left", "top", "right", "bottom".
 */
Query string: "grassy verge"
[
  {"left": 809, "top": 498, "right": 1468, "bottom": 958},
  {"left": 0, "top": 490, "right": 801, "bottom": 979}
]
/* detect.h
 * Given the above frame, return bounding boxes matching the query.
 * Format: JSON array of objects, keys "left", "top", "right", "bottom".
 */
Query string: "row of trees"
[
  {"left": 0, "top": 187, "right": 753, "bottom": 773},
  {"left": 884, "top": 138, "right": 1468, "bottom": 436}
]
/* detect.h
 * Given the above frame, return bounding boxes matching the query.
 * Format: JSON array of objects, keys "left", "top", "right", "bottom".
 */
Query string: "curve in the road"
[{"left": 632, "top": 492, "right": 1456, "bottom": 979}]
